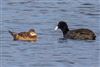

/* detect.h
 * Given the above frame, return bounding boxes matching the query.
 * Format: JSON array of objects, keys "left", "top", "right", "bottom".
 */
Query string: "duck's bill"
[{"left": 54, "top": 26, "right": 58, "bottom": 30}]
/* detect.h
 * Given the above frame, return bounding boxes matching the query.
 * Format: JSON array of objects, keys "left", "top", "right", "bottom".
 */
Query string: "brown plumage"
[
  {"left": 55, "top": 21, "right": 96, "bottom": 40},
  {"left": 9, "top": 29, "right": 38, "bottom": 42}
]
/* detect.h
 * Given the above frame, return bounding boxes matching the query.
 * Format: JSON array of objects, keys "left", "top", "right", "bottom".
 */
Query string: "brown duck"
[
  {"left": 9, "top": 29, "right": 38, "bottom": 42},
  {"left": 55, "top": 21, "right": 96, "bottom": 40}
]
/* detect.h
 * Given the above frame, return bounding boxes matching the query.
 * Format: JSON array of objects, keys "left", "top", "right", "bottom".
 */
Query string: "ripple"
[
  {"left": 7, "top": 1, "right": 32, "bottom": 5},
  {"left": 79, "top": 12, "right": 100, "bottom": 16},
  {"left": 56, "top": 60, "right": 75, "bottom": 64},
  {"left": 1, "top": 54, "right": 13, "bottom": 58},
  {"left": 30, "top": 63, "right": 53, "bottom": 67},
  {"left": 82, "top": 3, "right": 94, "bottom": 5},
  {"left": 57, "top": 1, "right": 68, "bottom": 4},
  {"left": 22, "top": 9, "right": 33, "bottom": 11},
  {"left": 77, "top": 57, "right": 89, "bottom": 59}
]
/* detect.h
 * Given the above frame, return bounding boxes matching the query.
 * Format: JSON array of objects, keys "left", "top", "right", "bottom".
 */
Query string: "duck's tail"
[
  {"left": 8, "top": 30, "right": 17, "bottom": 40},
  {"left": 93, "top": 35, "right": 96, "bottom": 40}
]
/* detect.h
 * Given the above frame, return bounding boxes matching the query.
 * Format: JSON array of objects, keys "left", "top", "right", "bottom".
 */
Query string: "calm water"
[{"left": 1, "top": 0, "right": 100, "bottom": 67}]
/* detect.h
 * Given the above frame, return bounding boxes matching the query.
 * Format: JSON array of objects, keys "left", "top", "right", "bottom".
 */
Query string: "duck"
[
  {"left": 9, "top": 29, "right": 38, "bottom": 42},
  {"left": 55, "top": 21, "right": 96, "bottom": 40}
]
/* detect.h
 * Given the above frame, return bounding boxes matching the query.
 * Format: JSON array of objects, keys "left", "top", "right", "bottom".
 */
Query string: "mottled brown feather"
[{"left": 9, "top": 30, "right": 38, "bottom": 42}]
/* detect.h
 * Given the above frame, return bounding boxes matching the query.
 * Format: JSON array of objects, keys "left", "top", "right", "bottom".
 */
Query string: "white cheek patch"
[{"left": 30, "top": 32, "right": 37, "bottom": 36}]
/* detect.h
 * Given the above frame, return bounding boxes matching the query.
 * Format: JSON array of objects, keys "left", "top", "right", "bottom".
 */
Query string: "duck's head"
[
  {"left": 55, "top": 21, "right": 69, "bottom": 32},
  {"left": 29, "top": 29, "right": 37, "bottom": 36}
]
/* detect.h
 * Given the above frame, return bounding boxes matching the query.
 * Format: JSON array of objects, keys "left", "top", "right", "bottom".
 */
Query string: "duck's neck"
[{"left": 61, "top": 28, "right": 69, "bottom": 36}]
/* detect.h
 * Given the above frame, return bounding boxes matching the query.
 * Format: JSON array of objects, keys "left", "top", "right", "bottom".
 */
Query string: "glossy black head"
[
  {"left": 56, "top": 21, "right": 69, "bottom": 35},
  {"left": 58, "top": 21, "right": 69, "bottom": 32}
]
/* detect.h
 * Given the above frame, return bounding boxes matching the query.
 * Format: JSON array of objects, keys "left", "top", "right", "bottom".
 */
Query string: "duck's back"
[
  {"left": 65, "top": 29, "right": 96, "bottom": 40},
  {"left": 16, "top": 32, "right": 37, "bottom": 41}
]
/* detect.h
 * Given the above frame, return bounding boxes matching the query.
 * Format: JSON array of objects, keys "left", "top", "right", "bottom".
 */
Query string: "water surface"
[{"left": 1, "top": 0, "right": 100, "bottom": 67}]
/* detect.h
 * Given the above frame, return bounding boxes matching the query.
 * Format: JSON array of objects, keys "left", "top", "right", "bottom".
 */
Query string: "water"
[{"left": 1, "top": 0, "right": 100, "bottom": 67}]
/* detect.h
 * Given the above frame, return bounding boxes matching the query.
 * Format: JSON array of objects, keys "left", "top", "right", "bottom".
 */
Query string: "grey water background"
[{"left": 1, "top": 0, "right": 100, "bottom": 67}]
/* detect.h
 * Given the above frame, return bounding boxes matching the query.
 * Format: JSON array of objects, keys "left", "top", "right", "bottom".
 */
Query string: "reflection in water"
[{"left": 1, "top": 0, "right": 100, "bottom": 67}]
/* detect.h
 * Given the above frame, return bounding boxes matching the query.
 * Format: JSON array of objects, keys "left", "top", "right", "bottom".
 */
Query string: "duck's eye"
[{"left": 30, "top": 32, "right": 36, "bottom": 36}]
